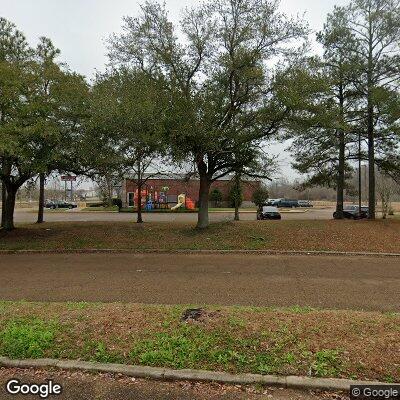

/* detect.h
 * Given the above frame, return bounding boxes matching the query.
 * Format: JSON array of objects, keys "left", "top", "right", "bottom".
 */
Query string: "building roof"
[{"left": 124, "top": 172, "right": 259, "bottom": 182}]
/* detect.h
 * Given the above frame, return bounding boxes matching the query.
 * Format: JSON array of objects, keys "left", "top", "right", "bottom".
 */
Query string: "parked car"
[
  {"left": 45, "top": 200, "right": 77, "bottom": 209},
  {"left": 333, "top": 205, "right": 369, "bottom": 220},
  {"left": 266, "top": 198, "right": 281, "bottom": 206},
  {"left": 298, "top": 200, "right": 313, "bottom": 208},
  {"left": 272, "top": 199, "right": 299, "bottom": 208},
  {"left": 257, "top": 206, "right": 282, "bottom": 220}
]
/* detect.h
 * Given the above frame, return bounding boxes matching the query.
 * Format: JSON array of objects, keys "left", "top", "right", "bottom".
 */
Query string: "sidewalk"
[{"left": 0, "top": 368, "right": 348, "bottom": 400}]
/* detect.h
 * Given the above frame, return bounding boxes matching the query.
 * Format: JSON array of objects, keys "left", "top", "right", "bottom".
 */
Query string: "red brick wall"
[{"left": 123, "top": 178, "right": 260, "bottom": 205}]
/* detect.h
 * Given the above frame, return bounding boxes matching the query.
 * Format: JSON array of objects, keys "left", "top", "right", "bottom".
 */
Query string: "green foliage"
[
  {"left": 311, "top": 349, "right": 342, "bottom": 377},
  {"left": 0, "top": 318, "right": 57, "bottom": 358},
  {"left": 0, "top": 18, "right": 89, "bottom": 230},
  {"left": 129, "top": 322, "right": 302, "bottom": 374},
  {"left": 227, "top": 316, "right": 246, "bottom": 328},
  {"left": 229, "top": 180, "right": 243, "bottom": 208},
  {"left": 251, "top": 186, "right": 269, "bottom": 207},
  {"left": 66, "top": 301, "right": 91, "bottom": 310},
  {"left": 83, "top": 340, "right": 122, "bottom": 363},
  {"left": 209, "top": 188, "right": 223, "bottom": 207},
  {"left": 130, "top": 326, "right": 218, "bottom": 369},
  {"left": 108, "top": 0, "right": 307, "bottom": 227},
  {"left": 86, "top": 70, "right": 168, "bottom": 172},
  {"left": 85, "top": 69, "right": 168, "bottom": 224},
  {"left": 112, "top": 198, "right": 123, "bottom": 210},
  {"left": 285, "top": 305, "right": 316, "bottom": 314},
  {"left": 0, "top": 304, "right": 385, "bottom": 380}
]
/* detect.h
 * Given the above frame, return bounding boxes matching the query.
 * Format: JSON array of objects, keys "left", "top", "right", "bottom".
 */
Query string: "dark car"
[
  {"left": 257, "top": 206, "right": 282, "bottom": 220},
  {"left": 333, "top": 205, "right": 369, "bottom": 219},
  {"left": 273, "top": 199, "right": 299, "bottom": 208},
  {"left": 298, "top": 200, "right": 313, "bottom": 208},
  {"left": 45, "top": 200, "right": 77, "bottom": 210}
]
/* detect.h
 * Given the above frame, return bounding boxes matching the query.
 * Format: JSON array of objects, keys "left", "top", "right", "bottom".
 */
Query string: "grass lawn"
[
  {"left": 82, "top": 206, "right": 120, "bottom": 212},
  {"left": 1, "top": 219, "right": 400, "bottom": 253},
  {"left": 0, "top": 301, "right": 398, "bottom": 382}
]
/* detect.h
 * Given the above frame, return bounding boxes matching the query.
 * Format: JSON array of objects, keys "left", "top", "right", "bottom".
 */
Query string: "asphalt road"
[
  {"left": 12, "top": 208, "right": 334, "bottom": 224},
  {"left": 0, "top": 253, "right": 398, "bottom": 311},
  {"left": 0, "top": 368, "right": 345, "bottom": 400}
]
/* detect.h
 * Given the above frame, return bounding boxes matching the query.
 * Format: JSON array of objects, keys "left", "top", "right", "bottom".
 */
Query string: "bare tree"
[{"left": 376, "top": 172, "right": 399, "bottom": 218}]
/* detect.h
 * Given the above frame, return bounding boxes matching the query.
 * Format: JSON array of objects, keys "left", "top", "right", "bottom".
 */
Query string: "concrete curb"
[
  {"left": 0, "top": 357, "right": 387, "bottom": 391},
  {"left": 0, "top": 248, "right": 399, "bottom": 257}
]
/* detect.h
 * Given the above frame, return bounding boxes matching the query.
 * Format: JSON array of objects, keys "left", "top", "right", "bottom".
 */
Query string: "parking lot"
[{"left": 13, "top": 207, "right": 334, "bottom": 224}]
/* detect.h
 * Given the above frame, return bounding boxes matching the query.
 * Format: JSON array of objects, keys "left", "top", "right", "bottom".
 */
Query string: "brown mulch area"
[{"left": 0, "top": 219, "right": 400, "bottom": 253}]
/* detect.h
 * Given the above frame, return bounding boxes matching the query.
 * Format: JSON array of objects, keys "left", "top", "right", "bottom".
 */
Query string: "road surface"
[
  {"left": 0, "top": 253, "right": 398, "bottom": 311},
  {"left": 0, "top": 368, "right": 345, "bottom": 400},
  {"left": 12, "top": 208, "right": 334, "bottom": 224}
]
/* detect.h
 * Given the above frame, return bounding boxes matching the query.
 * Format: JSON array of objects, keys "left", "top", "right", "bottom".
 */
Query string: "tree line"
[{"left": 1, "top": 0, "right": 399, "bottom": 231}]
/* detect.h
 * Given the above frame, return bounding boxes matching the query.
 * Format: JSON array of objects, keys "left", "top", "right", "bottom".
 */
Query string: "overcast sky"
[{"left": 1, "top": 0, "right": 349, "bottom": 181}]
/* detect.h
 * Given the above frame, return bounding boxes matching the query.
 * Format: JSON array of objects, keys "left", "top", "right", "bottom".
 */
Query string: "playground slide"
[
  {"left": 171, "top": 193, "right": 186, "bottom": 211},
  {"left": 171, "top": 202, "right": 184, "bottom": 211}
]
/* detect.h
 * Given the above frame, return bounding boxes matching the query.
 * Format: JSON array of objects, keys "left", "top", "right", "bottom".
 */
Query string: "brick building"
[{"left": 121, "top": 174, "right": 260, "bottom": 208}]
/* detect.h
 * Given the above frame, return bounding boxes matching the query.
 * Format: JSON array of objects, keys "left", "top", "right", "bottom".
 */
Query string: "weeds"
[
  {"left": 0, "top": 318, "right": 57, "bottom": 359},
  {"left": 0, "top": 302, "right": 396, "bottom": 382},
  {"left": 311, "top": 349, "right": 342, "bottom": 377}
]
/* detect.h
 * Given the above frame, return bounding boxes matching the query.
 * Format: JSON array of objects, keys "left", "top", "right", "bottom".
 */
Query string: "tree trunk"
[
  {"left": 37, "top": 173, "right": 45, "bottom": 224},
  {"left": 2, "top": 185, "right": 17, "bottom": 231},
  {"left": 137, "top": 181, "right": 143, "bottom": 223},
  {"left": 367, "top": 35, "right": 375, "bottom": 220},
  {"left": 136, "top": 159, "right": 143, "bottom": 224},
  {"left": 367, "top": 103, "right": 375, "bottom": 219},
  {"left": 381, "top": 196, "right": 387, "bottom": 219},
  {"left": 335, "top": 83, "right": 345, "bottom": 220},
  {"left": 234, "top": 173, "right": 241, "bottom": 221},
  {"left": 1, "top": 182, "right": 6, "bottom": 228},
  {"left": 106, "top": 174, "right": 113, "bottom": 207},
  {"left": 335, "top": 135, "right": 345, "bottom": 219},
  {"left": 234, "top": 205, "right": 239, "bottom": 221},
  {"left": 197, "top": 172, "right": 211, "bottom": 229}
]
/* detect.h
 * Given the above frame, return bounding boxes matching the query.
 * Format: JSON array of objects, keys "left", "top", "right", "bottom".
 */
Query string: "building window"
[{"left": 127, "top": 192, "right": 134, "bottom": 207}]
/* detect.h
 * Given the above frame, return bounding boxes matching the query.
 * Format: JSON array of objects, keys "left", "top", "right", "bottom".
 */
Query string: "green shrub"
[
  {"left": 112, "top": 198, "right": 123, "bottom": 210},
  {"left": 88, "top": 202, "right": 104, "bottom": 208},
  {"left": 229, "top": 182, "right": 243, "bottom": 209},
  {"left": 251, "top": 186, "right": 269, "bottom": 207},
  {"left": 209, "top": 189, "right": 223, "bottom": 207},
  {"left": 0, "top": 318, "right": 57, "bottom": 359}
]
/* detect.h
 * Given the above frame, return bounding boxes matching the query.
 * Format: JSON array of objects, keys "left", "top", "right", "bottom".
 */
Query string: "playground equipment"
[
  {"left": 171, "top": 194, "right": 186, "bottom": 211},
  {"left": 171, "top": 194, "right": 196, "bottom": 211},
  {"left": 186, "top": 197, "right": 195, "bottom": 209}
]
